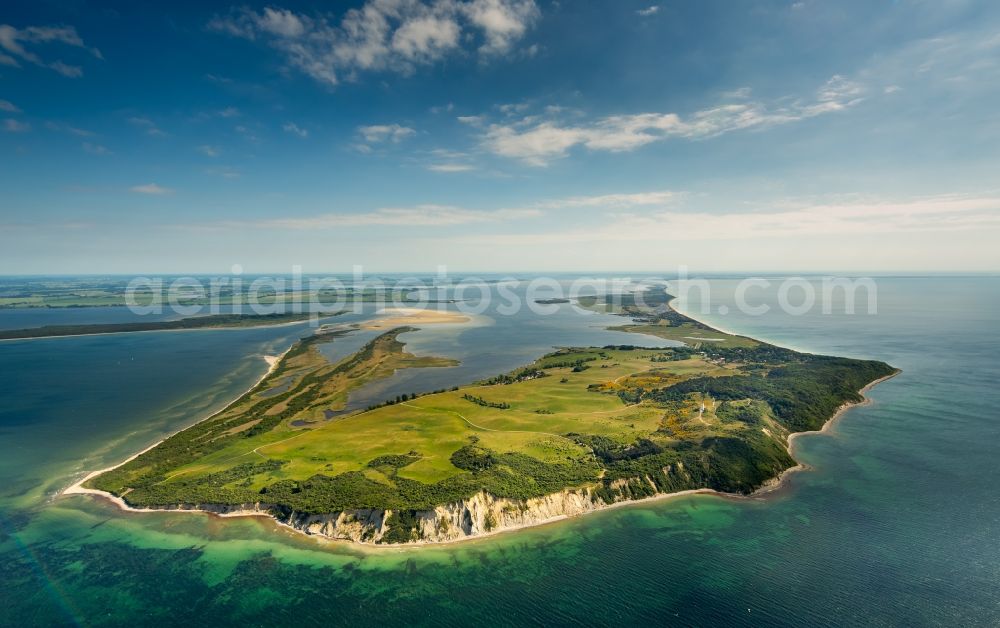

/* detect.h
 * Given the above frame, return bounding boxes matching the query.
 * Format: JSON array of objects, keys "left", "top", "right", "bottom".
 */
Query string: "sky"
[{"left": 1, "top": 0, "right": 999, "bottom": 274}]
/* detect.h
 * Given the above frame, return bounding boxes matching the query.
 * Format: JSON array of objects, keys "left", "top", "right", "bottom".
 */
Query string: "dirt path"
[{"left": 696, "top": 401, "right": 708, "bottom": 425}]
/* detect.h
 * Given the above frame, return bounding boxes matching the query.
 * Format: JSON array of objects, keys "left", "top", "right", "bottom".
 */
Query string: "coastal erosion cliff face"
[
  {"left": 136, "top": 488, "right": 672, "bottom": 545},
  {"left": 295, "top": 489, "right": 602, "bottom": 543},
  {"left": 107, "top": 458, "right": 723, "bottom": 546}
]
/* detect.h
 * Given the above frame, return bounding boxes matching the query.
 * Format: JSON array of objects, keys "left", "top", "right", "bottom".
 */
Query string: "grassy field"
[
  {"left": 87, "top": 290, "right": 897, "bottom": 541},
  {"left": 242, "top": 347, "right": 737, "bottom": 486},
  {"left": 88, "top": 327, "right": 459, "bottom": 497}
]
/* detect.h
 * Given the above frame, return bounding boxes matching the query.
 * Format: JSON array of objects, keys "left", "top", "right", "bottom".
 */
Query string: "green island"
[
  {"left": 0, "top": 312, "right": 323, "bottom": 340},
  {"left": 82, "top": 290, "right": 897, "bottom": 545}
]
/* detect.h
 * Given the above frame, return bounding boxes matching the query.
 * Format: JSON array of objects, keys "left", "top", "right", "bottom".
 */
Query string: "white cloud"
[
  {"left": 461, "top": 0, "right": 539, "bottom": 55},
  {"left": 812, "top": 74, "right": 862, "bottom": 109},
  {"left": 0, "top": 24, "right": 101, "bottom": 77},
  {"left": 3, "top": 118, "right": 29, "bottom": 133},
  {"left": 636, "top": 6, "right": 660, "bottom": 17},
  {"left": 0, "top": 99, "right": 19, "bottom": 113},
  {"left": 131, "top": 183, "right": 173, "bottom": 195},
  {"left": 282, "top": 122, "right": 309, "bottom": 138},
  {"left": 359, "top": 123, "right": 415, "bottom": 143},
  {"left": 207, "top": 0, "right": 539, "bottom": 86},
  {"left": 427, "top": 163, "right": 475, "bottom": 172},
  {"left": 428, "top": 148, "right": 469, "bottom": 159},
  {"left": 484, "top": 122, "right": 585, "bottom": 166},
  {"left": 243, "top": 205, "right": 541, "bottom": 229},
  {"left": 534, "top": 190, "right": 679, "bottom": 209},
  {"left": 198, "top": 145, "right": 220, "bottom": 157},
  {"left": 217, "top": 107, "right": 241, "bottom": 118},
  {"left": 392, "top": 15, "right": 460, "bottom": 61},
  {"left": 480, "top": 75, "right": 865, "bottom": 165},
  {"left": 497, "top": 102, "right": 530, "bottom": 115},
  {"left": 255, "top": 7, "right": 307, "bottom": 38},
  {"left": 82, "top": 142, "right": 111, "bottom": 155}
]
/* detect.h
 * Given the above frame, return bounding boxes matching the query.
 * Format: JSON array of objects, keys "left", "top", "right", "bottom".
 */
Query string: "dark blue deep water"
[{"left": 0, "top": 277, "right": 998, "bottom": 626}]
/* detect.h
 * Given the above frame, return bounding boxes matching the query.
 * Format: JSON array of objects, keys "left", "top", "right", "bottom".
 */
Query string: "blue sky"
[{"left": 1, "top": 0, "right": 999, "bottom": 274}]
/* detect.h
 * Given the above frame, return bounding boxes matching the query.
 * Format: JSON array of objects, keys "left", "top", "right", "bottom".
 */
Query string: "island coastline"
[
  {"left": 62, "top": 297, "right": 900, "bottom": 548},
  {"left": 63, "top": 374, "right": 897, "bottom": 549}
]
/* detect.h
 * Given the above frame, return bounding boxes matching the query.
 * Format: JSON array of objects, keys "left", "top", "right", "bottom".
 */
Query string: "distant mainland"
[{"left": 0, "top": 312, "right": 318, "bottom": 340}]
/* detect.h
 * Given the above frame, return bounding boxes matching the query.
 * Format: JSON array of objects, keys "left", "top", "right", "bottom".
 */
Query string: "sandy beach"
[{"left": 361, "top": 307, "right": 471, "bottom": 330}]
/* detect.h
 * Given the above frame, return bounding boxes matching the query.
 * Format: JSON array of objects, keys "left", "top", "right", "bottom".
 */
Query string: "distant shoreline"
[{"left": 0, "top": 312, "right": 335, "bottom": 342}]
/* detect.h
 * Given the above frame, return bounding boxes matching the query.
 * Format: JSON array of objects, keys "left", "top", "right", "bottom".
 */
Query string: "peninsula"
[
  {"left": 75, "top": 290, "right": 897, "bottom": 545},
  {"left": 0, "top": 312, "right": 322, "bottom": 340}
]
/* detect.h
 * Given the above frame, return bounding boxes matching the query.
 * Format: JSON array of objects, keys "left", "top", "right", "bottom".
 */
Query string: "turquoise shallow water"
[{"left": 1, "top": 277, "right": 998, "bottom": 626}]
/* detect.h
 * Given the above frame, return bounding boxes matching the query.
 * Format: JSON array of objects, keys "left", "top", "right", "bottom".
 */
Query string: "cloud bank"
[
  {"left": 475, "top": 194, "right": 1000, "bottom": 245},
  {"left": 208, "top": 0, "right": 540, "bottom": 86},
  {"left": 481, "top": 76, "right": 864, "bottom": 165}
]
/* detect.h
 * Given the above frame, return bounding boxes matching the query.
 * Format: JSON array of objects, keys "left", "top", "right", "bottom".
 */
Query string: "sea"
[{"left": 0, "top": 276, "right": 997, "bottom": 626}]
